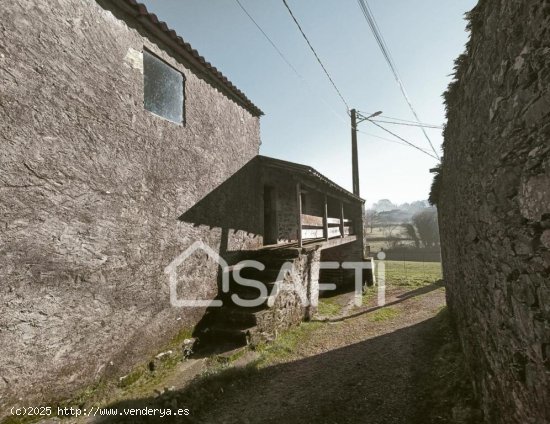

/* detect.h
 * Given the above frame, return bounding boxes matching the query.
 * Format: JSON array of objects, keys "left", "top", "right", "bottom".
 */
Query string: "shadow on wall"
[
  {"left": 178, "top": 157, "right": 263, "bottom": 263},
  {"left": 93, "top": 315, "right": 448, "bottom": 424}
]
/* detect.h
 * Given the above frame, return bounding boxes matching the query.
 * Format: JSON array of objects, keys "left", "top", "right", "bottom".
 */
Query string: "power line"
[
  {"left": 358, "top": 129, "right": 437, "bottom": 157},
  {"left": 236, "top": 0, "right": 438, "bottom": 160},
  {"left": 368, "top": 121, "right": 439, "bottom": 160},
  {"left": 282, "top": 0, "right": 350, "bottom": 111},
  {"left": 359, "top": 111, "right": 443, "bottom": 127},
  {"left": 358, "top": 130, "right": 410, "bottom": 146},
  {"left": 369, "top": 119, "right": 443, "bottom": 129},
  {"left": 234, "top": 0, "right": 349, "bottom": 125},
  {"left": 356, "top": 0, "right": 440, "bottom": 159}
]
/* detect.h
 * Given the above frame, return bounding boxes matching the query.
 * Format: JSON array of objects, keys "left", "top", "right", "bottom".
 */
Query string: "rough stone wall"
[
  {"left": 261, "top": 167, "right": 300, "bottom": 243},
  {"left": 252, "top": 248, "right": 321, "bottom": 343},
  {"left": 0, "top": 0, "right": 260, "bottom": 409},
  {"left": 436, "top": 1, "right": 550, "bottom": 422}
]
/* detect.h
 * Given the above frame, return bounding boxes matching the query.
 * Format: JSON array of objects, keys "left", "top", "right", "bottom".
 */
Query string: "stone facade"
[
  {"left": 250, "top": 247, "right": 322, "bottom": 344},
  {"left": 0, "top": 0, "right": 261, "bottom": 409},
  {"left": 435, "top": 0, "right": 550, "bottom": 422}
]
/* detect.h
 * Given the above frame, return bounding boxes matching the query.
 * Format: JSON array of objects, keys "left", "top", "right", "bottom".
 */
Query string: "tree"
[
  {"left": 372, "top": 199, "right": 397, "bottom": 212},
  {"left": 364, "top": 209, "right": 379, "bottom": 233},
  {"left": 403, "top": 223, "right": 420, "bottom": 248},
  {"left": 412, "top": 208, "right": 440, "bottom": 247}
]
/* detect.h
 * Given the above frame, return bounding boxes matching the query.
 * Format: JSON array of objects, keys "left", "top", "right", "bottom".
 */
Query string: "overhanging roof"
[
  {"left": 258, "top": 155, "right": 364, "bottom": 203},
  {"left": 100, "top": 0, "right": 263, "bottom": 117}
]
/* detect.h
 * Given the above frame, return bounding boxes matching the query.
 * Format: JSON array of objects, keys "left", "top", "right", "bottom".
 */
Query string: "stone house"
[{"left": 0, "top": 0, "right": 365, "bottom": 409}]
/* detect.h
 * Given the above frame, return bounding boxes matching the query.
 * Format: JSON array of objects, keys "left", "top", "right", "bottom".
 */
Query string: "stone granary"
[{"left": 0, "top": 0, "right": 366, "bottom": 410}]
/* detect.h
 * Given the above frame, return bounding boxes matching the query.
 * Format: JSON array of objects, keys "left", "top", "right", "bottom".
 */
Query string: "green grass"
[
  {"left": 253, "top": 322, "right": 323, "bottom": 366},
  {"left": 361, "top": 285, "right": 377, "bottom": 306},
  {"left": 377, "top": 260, "right": 442, "bottom": 287},
  {"left": 368, "top": 306, "right": 400, "bottom": 322},
  {"left": 317, "top": 298, "right": 343, "bottom": 317}
]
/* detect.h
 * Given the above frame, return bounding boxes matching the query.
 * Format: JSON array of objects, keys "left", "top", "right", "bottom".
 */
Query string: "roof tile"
[{"left": 115, "top": 0, "right": 262, "bottom": 116}]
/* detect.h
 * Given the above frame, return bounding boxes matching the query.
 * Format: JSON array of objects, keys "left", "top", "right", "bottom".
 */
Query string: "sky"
[{"left": 141, "top": 0, "right": 477, "bottom": 207}]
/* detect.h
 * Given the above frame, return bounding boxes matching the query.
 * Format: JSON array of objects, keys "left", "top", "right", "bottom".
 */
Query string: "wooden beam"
[
  {"left": 343, "top": 226, "right": 354, "bottom": 236},
  {"left": 301, "top": 214, "right": 324, "bottom": 227},
  {"left": 302, "top": 228, "right": 324, "bottom": 239},
  {"left": 297, "top": 182, "right": 303, "bottom": 248},
  {"left": 340, "top": 201, "right": 345, "bottom": 238},
  {"left": 323, "top": 194, "right": 329, "bottom": 241}
]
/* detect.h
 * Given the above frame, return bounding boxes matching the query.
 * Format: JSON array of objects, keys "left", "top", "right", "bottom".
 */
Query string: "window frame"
[{"left": 142, "top": 48, "right": 186, "bottom": 126}]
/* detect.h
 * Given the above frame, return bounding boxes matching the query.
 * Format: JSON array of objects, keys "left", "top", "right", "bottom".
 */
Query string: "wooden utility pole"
[
  {"left": 351, "top": 108, "right": 360, "bottom": 196},
  {"left": 296, "top": 182, "right": 303, "bottom": 248}
]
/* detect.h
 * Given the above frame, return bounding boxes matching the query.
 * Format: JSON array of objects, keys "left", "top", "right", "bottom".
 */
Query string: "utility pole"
[
  {"left": 351, "top": 108, "right": 360, "bottom": 196},
  {"left": 350, "top": 109, "right": 383, "bottom": 197}
]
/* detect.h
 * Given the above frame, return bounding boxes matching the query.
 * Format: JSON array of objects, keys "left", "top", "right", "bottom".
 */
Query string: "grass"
[
  {"left": 1, "top": 318, "right": 327, "bottom": 424},
  {"left": 368, "top": 306, "right": 400, "bottom": 322},
  {"left": 317, "top": 298, "right": 343, "bottom": 317},
  {"left": 377, "top": 260, "right": 442, "bottom": 287},
  {"left": 361, "top": 285, "right": 377, "bottom": 306},
  {"left": 253, "top": 321, "right": 323, "bottom": 367}
]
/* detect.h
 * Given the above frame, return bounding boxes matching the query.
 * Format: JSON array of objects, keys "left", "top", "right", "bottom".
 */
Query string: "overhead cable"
[
  {"left": 235, "top": 0, "right": 349, "bottom": 125},
  {"left": 368, "top": 121, "right": 439, "bottom": 160},
  {"left": 356, "top": 0, "right": 440, "bottom": 159},
  {"left": 282, "top": 0, "right": 350, "bottom": 111}
]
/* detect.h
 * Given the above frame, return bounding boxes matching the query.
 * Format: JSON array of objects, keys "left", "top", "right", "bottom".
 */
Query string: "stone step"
[
  {"left": 205, "top": 305, "right": 268, "bottom": 327},
  {"left": 225, "top": 278, "right": 277, "bottom": 296},
  {"left": 201, "top": 301, "right": 270, "bottom": 328},
  {"left": 197, "top": 324, "right": 257, "bottom": 346},
  {"left": 235, "top": 266, "right": 290, "bottom": 282},
  {"left": 220, "top": 292, "right": 270, "bottom": 308}
]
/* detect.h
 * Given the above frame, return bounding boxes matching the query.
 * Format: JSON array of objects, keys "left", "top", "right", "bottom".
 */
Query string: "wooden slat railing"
[{"left": 300, "top": 213, "right": 353, "bottom": 240}]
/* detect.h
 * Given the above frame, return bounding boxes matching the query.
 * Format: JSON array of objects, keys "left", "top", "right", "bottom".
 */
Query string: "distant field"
[
  {"left": 365, "top": 225, "right": 415, "bottom": 252},
  {"left": 368, "top": 240, "right": 416, "bottom": 253},
  {"left": 375, "top": 260, "right": 442, "bottom": 287}
]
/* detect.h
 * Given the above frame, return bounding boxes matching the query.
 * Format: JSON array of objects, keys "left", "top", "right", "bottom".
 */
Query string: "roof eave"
[{"left": 100, "top": 0, "right": 264, "bottom": 117}]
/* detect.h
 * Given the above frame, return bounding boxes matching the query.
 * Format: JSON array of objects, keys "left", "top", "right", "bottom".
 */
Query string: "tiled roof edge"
[{"left": 102, "top": 0, "right": 264, "bottom": 117}]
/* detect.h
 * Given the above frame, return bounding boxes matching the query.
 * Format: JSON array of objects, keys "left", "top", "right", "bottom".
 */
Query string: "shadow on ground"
[
  {"left": 319, "top": 280, "right": 444, "bottom": 323},
  {"left": 94, "top": 311, "right": 450, "bottom": 424}
]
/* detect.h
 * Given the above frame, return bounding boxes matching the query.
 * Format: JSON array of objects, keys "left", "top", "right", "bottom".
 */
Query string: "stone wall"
[
  {"left": 435, "top": 0, "right": 550, "bottom": 422},
  {"left": 0, "top": 0, "right": 261, "bottom": 409},
  {"left": 251, "top": 247, "right": 322, "bottom": 344},
  {"left": 262, "top": 167, "right": 299, "bottom": 243}
]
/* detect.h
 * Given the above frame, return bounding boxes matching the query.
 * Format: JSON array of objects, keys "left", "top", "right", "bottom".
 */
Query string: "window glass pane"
[{"left": 143, "top": 51, "right": 184, "bottom": 123}]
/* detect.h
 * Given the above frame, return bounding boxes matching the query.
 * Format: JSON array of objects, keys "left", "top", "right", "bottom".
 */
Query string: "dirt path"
[
  {"left": 99, "top": 283, "right": 446, "bottom": 424},
  {"left": 201, "top": 286, "right": 445, "bottom": 424}
]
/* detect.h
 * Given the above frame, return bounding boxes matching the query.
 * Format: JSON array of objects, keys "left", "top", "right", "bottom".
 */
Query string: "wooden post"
[
  {"left": 323, "top": 194, "right": 329, "bottom": 241},
  {"left": 340, "top": 201, "right": 345, "bottom": 238},
  {"left": 297, "top": 182, "right": 303, "bottom": 248}
]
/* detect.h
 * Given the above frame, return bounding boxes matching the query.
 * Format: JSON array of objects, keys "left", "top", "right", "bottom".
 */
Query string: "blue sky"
[{"left": 141, "top": 0, "right": 477, "bottom": 206}]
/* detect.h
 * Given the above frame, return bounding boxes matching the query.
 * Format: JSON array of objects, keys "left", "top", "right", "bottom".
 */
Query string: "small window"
[{"left": 143, "top": 50, "right": 184, "bottom": 124}]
